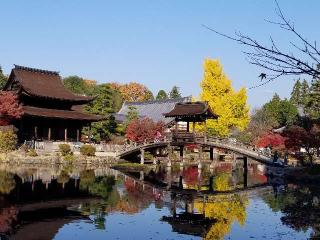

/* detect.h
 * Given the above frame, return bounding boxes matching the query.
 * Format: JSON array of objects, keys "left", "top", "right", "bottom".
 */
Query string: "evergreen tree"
[
  {"left": 264, "top": 94, "right": 298, "bottom": 127},
  {"left": 300, "top": 79, "right": 310, "bottom": 106},
  {"left": 290, "top": 80, "right": 301, "bottom": 105},
  {"left": 200, "top": 59, "right": 250, "bottom": 136},
  {"left": 156, "top": 90, "right": 168, "bottom": 100},
  {"left": 0, "top": 66, "right": 8, "bottom": 90},
  {"left": 169, "top": 86, "right": 181, "bottom": 99},
  {"left": 307, "top": 78, "right": 320, "bottom": 119}
]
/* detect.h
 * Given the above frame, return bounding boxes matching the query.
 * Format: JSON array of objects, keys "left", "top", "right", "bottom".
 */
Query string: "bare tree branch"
[{"left": 202, "top": 0, "right": 320, "bottom": 88}]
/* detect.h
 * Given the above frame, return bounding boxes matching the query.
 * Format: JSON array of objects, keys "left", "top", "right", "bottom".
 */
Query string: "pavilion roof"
[
  {"left": 5, "top": 65, "right": 93, "bottom": 103},
  {"left": 163, "top": 102, "right": 218, "bottom": 120},
  {"left": 22, "top": 106, "right": 102, "bottom": 121}
]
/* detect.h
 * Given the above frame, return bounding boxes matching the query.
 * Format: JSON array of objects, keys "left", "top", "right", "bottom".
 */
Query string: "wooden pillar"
[
  {"left": 139, "top": 171, "right": 144, "bottom": 181},
  {"left": 192, "top": 121, "right": 195, "bottom": 133},
  {"left": 204, "top": 121, "right": 207, "bottom": 142},
  {"left": 198, "top": 145, "right": 203, "bottom": 160},
  {"left": 64, "top": 128, "right": 68, "bottom": 142},
  {"left": 209, "top": 176, "right": 214, "bottom": 192},
  {"left": 175, "top": 119, "right": 178, "bottom": 134},
  {"left": 179, "top": 176, "right": 183, "bottom": 189},
  {"left": 76, "top": 129, "right": 80, "bottom": 142},
  {"left": 34, "top": 126, "right": 38, "bottom": 140},
  {"left": 243, "top": 156, "right": 248, "bottom": 188},
  {"left": 140, "top": 149, "right": 145, "bottom": 165},
  {"left": 179, "top": 146, "right": 184, "bottom": 162},
  {"left": 209, "top": 147, "right": 214, "bottom": 160},
  {"left": 48, "top": 128, "right": 51, "bottom": 141},
  {"left": 186, "top": 121, "right": 189, "bottom": 132}
]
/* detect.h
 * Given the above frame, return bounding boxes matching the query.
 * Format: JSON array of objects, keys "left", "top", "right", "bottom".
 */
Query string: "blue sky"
[{"left": 0, "top": 0, "right": 319, "bottom": 108}]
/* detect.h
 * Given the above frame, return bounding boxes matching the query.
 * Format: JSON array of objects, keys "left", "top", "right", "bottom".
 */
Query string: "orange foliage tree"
[
  {"left": 110, "top": 82, "right": 154, "bottom": 102},
  {"left": 126, "top": 118, "right": 164, "bottom": 143},
  {"left": 0, "top": 92, "right": 22, "bottom": 126}
]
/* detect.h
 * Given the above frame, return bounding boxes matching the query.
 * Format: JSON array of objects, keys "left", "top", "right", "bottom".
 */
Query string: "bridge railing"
[
  {"left": 206, "top": 137, "right": 273, "bottom": 159},
  {"left": 117, "top": 136, "right": 169, "bottom": 154}
]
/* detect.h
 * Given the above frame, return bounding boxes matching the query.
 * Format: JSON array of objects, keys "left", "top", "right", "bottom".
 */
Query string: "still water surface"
[{"left": 0, "top": 161, "right": 317, "bottom": 239}]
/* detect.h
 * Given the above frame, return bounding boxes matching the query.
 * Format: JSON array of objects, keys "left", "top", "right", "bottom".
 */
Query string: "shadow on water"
[{"left": 0, "top": 161, "right": 316, "bottom": 239}]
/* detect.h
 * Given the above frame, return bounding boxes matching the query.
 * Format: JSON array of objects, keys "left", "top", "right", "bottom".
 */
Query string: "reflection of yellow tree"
[
  {"left": 0, "top": 171, "right": 15, "bottom": 194},
  {"left": 195, "top": 194, "right": 248, "bottom": 240},
  {"left": 213, "top": 173, "right": 231, "bottom": 191}
]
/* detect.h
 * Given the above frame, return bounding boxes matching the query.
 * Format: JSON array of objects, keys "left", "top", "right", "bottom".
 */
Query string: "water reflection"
[{"left": 0, "top": 162, "right": 315, "bottom": 239}]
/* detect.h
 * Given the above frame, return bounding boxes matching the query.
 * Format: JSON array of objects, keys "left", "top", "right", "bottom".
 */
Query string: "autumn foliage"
[
  {"left": 126, "top": 118, "right": 164, "bottom": 143},
  {"left": 0, "top": 91, "right": 22, "bottom": 126},
  {"left": 110, "top": 82, "right": 154, "bottom": 102},
  {"left": 256, "top": 132, "right": 285, "bottom": 150}
]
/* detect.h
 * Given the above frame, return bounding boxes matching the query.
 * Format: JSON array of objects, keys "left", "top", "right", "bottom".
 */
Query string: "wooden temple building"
[{"left": 3, "top": 65, "right": 101, "bottom": 142}]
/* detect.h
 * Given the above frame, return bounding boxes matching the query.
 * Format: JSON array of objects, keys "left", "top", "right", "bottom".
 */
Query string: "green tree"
[
  {"left": 0, "top": 67, "right": 7, "bottom": 90},
  {"left": 300, "top": 80, "right": 310, "bottom": 106},
  {"left": 125, "top": 106, "right": 139, "bottom": 127},
  {"left": 200, "top": 59, "right": 250, "bottom": 136},
  {"left": 307, "top": 78, "right": 320, "bottom": 119},
  {"left": 63, "top": 76, "right": 95, "bottom": 95},
  {"left": 264, "top": 94, "right": 298, "bottom": 127},
  {"left": 290, "top": 80, "right": 302, "bottom": 105},
  {"left": 86, "top": 84, "right": 114, "bottom": 115},
  {"left": 156, "top": 90, "right": 168, "bottom": 100},
  {"left": 169, "top": 86, "right": 181, "bottom": 99},
  {"left": 84, "top": 84, "right": 123, "bottom": 141}
]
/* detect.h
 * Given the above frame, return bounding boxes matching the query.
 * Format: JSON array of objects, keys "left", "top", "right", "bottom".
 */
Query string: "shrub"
[
  {"left": 27, "top": 149, "right": 38, "bottom": 157},
  {"left": 80, "top": 144, "right": 96, "bottom": 156},
  {"left": 0, "top": 130, "right": 17, "bottom": 153},
  {"left": 59, "top": 144, "right": 72, "bottom": 156}
]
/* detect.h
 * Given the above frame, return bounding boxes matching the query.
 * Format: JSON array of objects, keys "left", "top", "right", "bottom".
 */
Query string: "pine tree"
[
  {"left": 199, "top": 59, "right": 250, "bottom": 136},
  {"left": 290, "top": 80, "right": 301, "bottom": 105},
  {"left": 307, "top": 78, "right": 320, "bottom": 119},
  {"left": 169, "top": 86, "right": 181, "bottom": 99},
  {"left": 300, "top": 79, "right": 310, "bottom": 106},
  {"left": 156, "top": 90, "right": 168, "bottom": 100}
]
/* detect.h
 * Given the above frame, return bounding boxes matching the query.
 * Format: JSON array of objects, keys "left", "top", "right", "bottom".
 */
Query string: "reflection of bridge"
[{"left": 116, "top": 136, "right": 278, "bottom": 165}]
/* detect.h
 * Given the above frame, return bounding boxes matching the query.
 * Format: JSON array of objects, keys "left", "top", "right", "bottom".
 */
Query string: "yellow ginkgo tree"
[{"left": 199, "top": 58, "right": 250, "bottom": 137}]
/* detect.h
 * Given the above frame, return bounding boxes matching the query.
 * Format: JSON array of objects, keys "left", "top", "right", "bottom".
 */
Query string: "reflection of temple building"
[{"left": 162, "top": 193, "right": 216, "bottom": 237}]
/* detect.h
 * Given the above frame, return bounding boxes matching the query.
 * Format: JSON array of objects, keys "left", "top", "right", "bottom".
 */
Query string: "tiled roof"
[
  {"left": 7, "top": 65, "right": 93, "bottom": 103},
  {"left": 115, "top": 97, "right": 192, "bottom": 124},
  {"left": 22, "top": 105, "right": 101, "bottom": 121}
]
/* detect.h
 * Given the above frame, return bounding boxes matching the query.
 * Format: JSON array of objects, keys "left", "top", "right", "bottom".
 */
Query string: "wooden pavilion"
[
  {"left": 3, "top": 65, "right": 101, "bottom": 142},
  {"left": 164, "top": 101, "right": 218, "bottom": 143}
]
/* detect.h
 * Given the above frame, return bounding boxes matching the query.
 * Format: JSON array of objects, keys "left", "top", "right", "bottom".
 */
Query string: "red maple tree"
[
  {"left": 126, "top": 118, "right": 164, "bottom": 143},
  {"left": 256, "top": 132, "right": 285, "bottom": 150},
  {"left": 0, "top": 91, "right": 23, "bottom": 126},
  {"left": 283, "top": 125, "right": 320, "bottom": 164}
]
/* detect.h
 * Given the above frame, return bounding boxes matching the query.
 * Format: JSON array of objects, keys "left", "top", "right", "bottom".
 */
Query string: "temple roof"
[
  {"left": 164, "top": 102, "right": 218, "bottom": 120},
  {"left": 6, "top": 65, "right": 93, "bottom": 103},
  {"left": 22, "top": 106, "right": 102, "bottom": 121},
  {"left": 114, "top": 97, "right": 192, "bottom": 125}
]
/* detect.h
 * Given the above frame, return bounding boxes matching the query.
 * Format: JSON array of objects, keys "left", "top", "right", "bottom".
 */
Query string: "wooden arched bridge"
[{"left": 116, "top": 135, "right": 279, "bottom": 165}]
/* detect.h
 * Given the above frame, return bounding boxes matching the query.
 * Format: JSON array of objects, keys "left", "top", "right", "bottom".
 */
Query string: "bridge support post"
[
  {"left": 140, "top": 171, "right": 144, "bottom": 181},
  {"left": 243, "top": 156, "right": 248, "bottom": 188},
  {"left": 140, "top": 149, "right": 145, "bottom": 165},
  {"left": 209, "top": 176, "right": 214, "bottom": 192},
  {"left": 179, "top": 176, "right": 183, "bottom": 189},
  {"left": 179, "top": 146, "right": 184, "bottom": 162},
  {"left": 209, "top": 147, "right": 214, "bottom": 160}
]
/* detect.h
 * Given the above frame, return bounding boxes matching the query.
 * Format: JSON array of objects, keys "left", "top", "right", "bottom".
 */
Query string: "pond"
[{"left": 0, "top": 161, "right": 317, "bottom": 240}]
